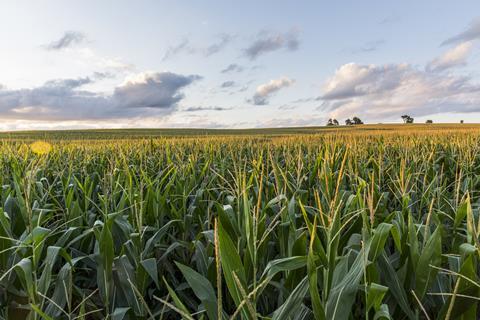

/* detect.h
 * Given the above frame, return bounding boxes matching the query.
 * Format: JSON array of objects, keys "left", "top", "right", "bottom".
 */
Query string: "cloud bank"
[
  {"left": 320, "top": 62, "right": 480, "bottom": 120},
  {"left": 0, "top": 72, "right": 201, "bottom": 121}
]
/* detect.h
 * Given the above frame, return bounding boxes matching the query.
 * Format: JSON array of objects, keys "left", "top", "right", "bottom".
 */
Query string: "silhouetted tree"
[
  {"left": 401, "top": 115, "right": 414, "bottom": 123},
  {"left": 345, "top": 119, "right": 353, "bottom": 125},
  {"left": 460, "top": 120, "right": 464, "bottom": 124},
  {"left": 326, "top": 118, "right": 339, "bottom": 126},
  {"left": 352, "top": 116, "right": 364, "bottom": 125},
  {"left": 426, "top": 120, "right": 433, "bottom": 124}
]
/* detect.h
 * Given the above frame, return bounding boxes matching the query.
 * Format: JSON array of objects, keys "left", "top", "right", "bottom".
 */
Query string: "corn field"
[{"left": 0, "top": 127, "right": 479, "bottom": 319}]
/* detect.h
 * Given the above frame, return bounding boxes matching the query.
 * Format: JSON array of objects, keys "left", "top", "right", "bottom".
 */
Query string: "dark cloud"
[
  {"left": 221, "top": 81, "right": 236, "bottom": 88},
  {"left": 442, "top": 18, "right": 480, "bottom": 46},
  {"left": 0, "top": 72, "right": 201, "bottom": 121},
  {"left": 114, "top": 72, "right": 201, "bottom": 110},
  {"left": 46, "top": 31, "right": 86, "bottom": 50},
  {"left": 221, "top": 63, "right": 244, "bottom": 73},
  {"left": 244, "top": 29, "right": 300, "bottom": 60}
]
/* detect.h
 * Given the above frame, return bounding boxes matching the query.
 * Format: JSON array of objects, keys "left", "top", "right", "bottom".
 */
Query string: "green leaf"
[
  {"left": 307, "top": 218, "right": 326, "bottom": 320},
  {"left": 176, "top": 262, "right": 218, "bottom": 320},
  {"left": 217, "top": 220, "right": 247, "bottom": 312},
  {"left": 272, "top": 276, "right": 309, "bottom": 320},
  {"left": 415, "top": 225, "right": 442, "bottom": 298},
  {"left": 373, "top": 304, "right": 392, "bottom": 320},
  {"left": 112, "top": 307, "right": 130, "bottom": 320},
  {"left": 140, "top": 258, "right": 159, "bottom": 288},
  {"left": 377, "top": 254, "right": 415, "bottom": 320},
  {"left": 163, "top": 277, "right": 193, "bottom": 318},
  {"left": 326, "top": 246, "right": 368, "bottom": 320},
  {"left": 14, "top": 258, "right": 35, "bottom": 300},
  {"left": 260, "top": 256, "right": 308, "bottom": 282},
  {"left": 366, "top": 283, "right": 388, "bottom": 312},
  {"left": 368, "top": 223, "right": 392, "bottom": 262}
]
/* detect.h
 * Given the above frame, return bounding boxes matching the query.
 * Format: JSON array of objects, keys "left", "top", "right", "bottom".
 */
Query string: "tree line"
[{"left": 326, "top": 115, "right": 465, "bottom": 126}]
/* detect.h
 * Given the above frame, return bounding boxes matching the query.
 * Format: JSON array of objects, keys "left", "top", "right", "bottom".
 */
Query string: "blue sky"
[{"left": 0, "top": 0, "right": 480, "bottom": 129}]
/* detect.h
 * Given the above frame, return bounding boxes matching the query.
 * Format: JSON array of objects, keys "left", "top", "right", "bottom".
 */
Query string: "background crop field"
[{"left": 1, "top": 124, "right": 480, "bottom": 319}]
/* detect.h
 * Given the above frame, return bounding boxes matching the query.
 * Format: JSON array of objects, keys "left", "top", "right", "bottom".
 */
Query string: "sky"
[{"left": 1, "top": 0, "right": 480, "bottom": 130}]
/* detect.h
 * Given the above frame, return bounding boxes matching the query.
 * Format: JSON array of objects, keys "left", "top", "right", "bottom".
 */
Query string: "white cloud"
[
  {"left": 320, "top": 62, "right": 480, "bottom": 120},
  {"left": 251, "top": 77, "right": 294, "bottom": 105},
  {"left": 427, "top": 42, "right": 473, "bottom": 72}
]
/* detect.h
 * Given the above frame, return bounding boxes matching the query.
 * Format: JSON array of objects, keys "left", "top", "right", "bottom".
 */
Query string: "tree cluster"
[{"left": 327, "top": 116, "right": 363, "bottom": 126}]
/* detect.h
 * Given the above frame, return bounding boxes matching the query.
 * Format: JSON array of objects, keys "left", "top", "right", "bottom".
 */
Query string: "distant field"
[
  {"left": 1, "top": 124, "right": 479, "bottom": 319},
  {"left": 1, "top": 123, "right": 480, "bottom": 140}
]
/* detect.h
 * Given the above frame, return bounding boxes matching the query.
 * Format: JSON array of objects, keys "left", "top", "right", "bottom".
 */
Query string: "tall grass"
[{"left": 0, "top": 128, "right": 479, "bottom": 319}]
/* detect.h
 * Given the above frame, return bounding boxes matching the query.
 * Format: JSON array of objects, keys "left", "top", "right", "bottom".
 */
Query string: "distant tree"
[
  {"left": 345, "top": 118, "right": 353, "bottom": 126},
  {"left": 352, "top": 116, "right": 364, "bottom": 125},
  {"left": 460, "top": 120, "right": 464, "bottom": 124},
  {"left": 426, "top": 120, "right": 433, "bottom": 124},
  {"left": 401, "top": 115, "right": 414, "bottom": 123},
  {"left": 326, "top": 118, "right": 339, "bottom": 126}
]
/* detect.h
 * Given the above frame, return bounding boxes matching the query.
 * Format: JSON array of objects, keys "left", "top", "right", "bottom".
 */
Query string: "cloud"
[
  {"left": 350, "top": 39, "right": 385, "bottom": 54},
  {"left": 46, "top": 31, "right": 86, "bottom": 50},
  {"left": 442, "top": 18, "right": 480, "bottom": 46},
  {"left": 250, "top": 77, "right": 294, "bottom": 105},
  {"left": 163, "top": 34, "right": 233, "bottom": 60},
  {"left": 378, "top": 14, "right": 401, "bottom": 25},
  {"left": 244, "top": 29, "right": 300, "bottom": 60},
  {"left": 162, "top": 39, "right": 195, "bottom": 61},
  {"left": 114, "top": 72, "right": 201, "bottom": 109},
  {"left": 221, "top": 63, "right": 244, "bottom": 73},
  {"left": 221, "top": 81, "right": 236, "bottom": 88},
  {"left": 427, "top": 42, "right": 473, "bottom": 72},
  {"left": 0, "top": 72, "right": 201, "bottom": 121},
  {"left": 76, "top": 48, "right": 134, "bottom": 73},
  {"left": 205, "top": 34, "right": 234, "bottom": 56},
  {"left": 319, "top": 62, "right": 480, "bottom": 120},
  {"left": 182, "top": 106, "right": 230, "bottom": 112},
  {"left": 256, "top": 115, "right": 327, "bottom": 128}
]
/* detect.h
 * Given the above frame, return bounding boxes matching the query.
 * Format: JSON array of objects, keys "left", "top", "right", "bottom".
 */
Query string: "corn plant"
[{"left": 0, "top": 126, "right": 479, "bottom": 319}]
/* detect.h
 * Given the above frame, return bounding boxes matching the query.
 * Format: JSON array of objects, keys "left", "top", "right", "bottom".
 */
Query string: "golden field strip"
[{"left": 0, "top": 124, "right": 479, "bottom": 319}]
